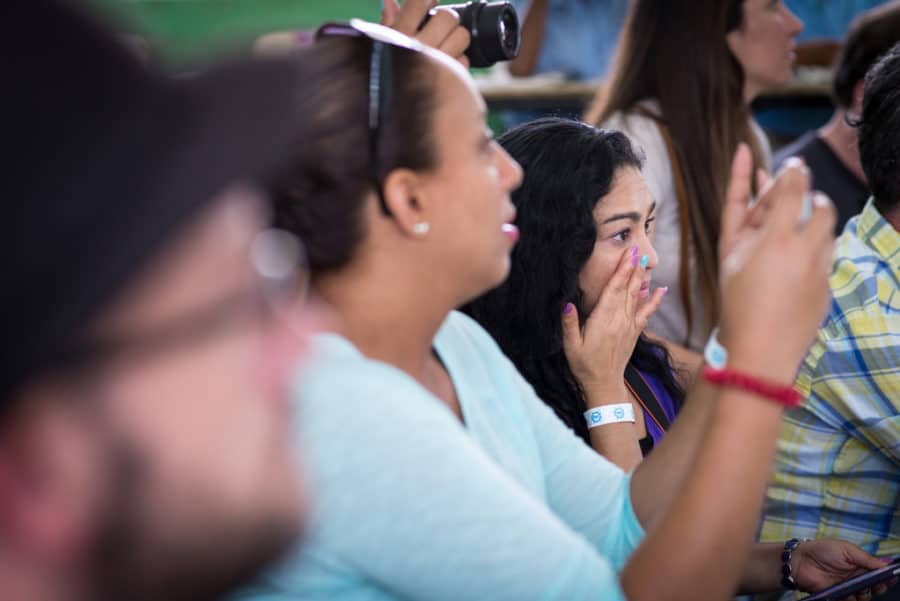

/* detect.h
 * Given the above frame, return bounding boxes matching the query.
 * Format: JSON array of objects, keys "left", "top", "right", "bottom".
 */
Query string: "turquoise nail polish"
[{"left": 639, "top": 255, "right": 649, "bottom": 270}]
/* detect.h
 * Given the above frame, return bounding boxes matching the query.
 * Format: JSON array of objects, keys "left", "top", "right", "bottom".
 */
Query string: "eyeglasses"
[
  {"left": 316, "top": 19, "right": 427, "bottom": 217},
  {"left": 53, "top": 228, "right": 308, "bottom": 374}
]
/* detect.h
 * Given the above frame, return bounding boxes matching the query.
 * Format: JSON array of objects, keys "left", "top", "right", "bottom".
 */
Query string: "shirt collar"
[{"left": 855, "top": 197, "right": 900, "bottom": 269}]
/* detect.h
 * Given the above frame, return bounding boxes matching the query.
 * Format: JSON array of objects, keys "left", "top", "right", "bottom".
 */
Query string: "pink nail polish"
[
  {"left": 631, "top": 245, "right": 638, "bottom": 256},
  {"left": 632, "top": 254, "right": 639, "bottom": 267},
  {"left": 564, "top": 303, "right": 574, "bottom": 315},
  {"left": 661, "top": 286, "right": 669, "bottom": 296}
]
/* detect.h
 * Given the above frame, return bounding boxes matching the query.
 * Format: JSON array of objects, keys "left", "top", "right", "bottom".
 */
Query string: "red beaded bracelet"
[{"left": 702, "top": 366, "right": 802, "bottom": 408}]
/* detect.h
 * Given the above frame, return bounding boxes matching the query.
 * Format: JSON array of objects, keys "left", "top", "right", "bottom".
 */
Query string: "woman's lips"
[{"left": 501, "top": 223, "right": 519, "bottom": 242}]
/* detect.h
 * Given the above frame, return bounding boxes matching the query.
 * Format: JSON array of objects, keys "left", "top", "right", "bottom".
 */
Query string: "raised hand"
[
  {"left": 718, "top": 160, "right": 836, "bottom": 383},
  {"left": 562, "top": 244, "right": 666, "bottom": 391},
  {"left": 381, "top": 0, "right": 472, "bottom": 66}
]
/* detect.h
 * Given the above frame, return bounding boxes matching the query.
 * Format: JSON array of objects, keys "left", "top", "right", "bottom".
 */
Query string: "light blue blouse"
[{"left": 234, "top": 311, "right": 643, "bottom": 601}]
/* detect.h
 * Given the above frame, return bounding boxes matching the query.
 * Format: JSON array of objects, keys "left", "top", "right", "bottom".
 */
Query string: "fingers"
[
  {"left": 764, "top": 160, "right": 812, "bottom": 238},
  {"left": 560, "top": 302, "right": 582, "bottom": 357},
  {"left": 800, "top": 192, "right": 838, "bottom": 278},
  {"left": 845, "top": 545, "right": 891, "bottom": 572},
  {"left": 435, "top": 18, "right": 471, "bottom": 61},
  {"left": 625, "top": 248, "right": 645, "bottom": 314},
  {"left": 390, "top": 0, "right": 438, "bottom": 36},
  {"left": 802, "top": 191, "right": 837, "bottom": 245},
  {"left": 854, "top": 588, "right": 873, "bottom": 601},
  {"left": 755, "top": 168, "right": 770, "bottom": 194},
  {"left": 721, "top": 143, "right": 753, "bottom": 236},
  {"left": 380, "top": 0, "right": 400, "bottom": 26},
  {"left": 607, "top": 245, "right": 638, "bottom": 293},
  {"left": 585, "top": 246, "right": 634, "bottom": 334},
  {"left": 416, "top": 8, "right": 462, "bottom": 48},
  {"left": 636, "top": 286, "right": 668, "bottom": 327}
]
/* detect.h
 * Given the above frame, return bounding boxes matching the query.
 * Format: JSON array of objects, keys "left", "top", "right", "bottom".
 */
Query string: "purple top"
[{"left": 635, "top": 368, "right": 679, "bottom": 450}]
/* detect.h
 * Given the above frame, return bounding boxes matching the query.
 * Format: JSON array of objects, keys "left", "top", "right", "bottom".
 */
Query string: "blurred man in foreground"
[{"left": 1, "top": 2, "right": 319, "bottom": 599}]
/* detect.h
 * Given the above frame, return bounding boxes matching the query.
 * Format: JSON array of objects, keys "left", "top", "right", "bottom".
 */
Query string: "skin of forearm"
[
  {"left": 628, "top": 377, "right": 718, "bottom": 531},
  {"left": 738, "top": 543, "right": 784, "bottom": 594},
  {"left": 583, "top": 382, "right": 643, "bottom": 471},
  {"left": 622, "top": 391, "right": 783, "bottom": 601},
  {"left": 643, "top": 332, "right": 703, "bottom": 388},
  {"left": 508, "top": 0, "right": 549, "bottom": 77}
]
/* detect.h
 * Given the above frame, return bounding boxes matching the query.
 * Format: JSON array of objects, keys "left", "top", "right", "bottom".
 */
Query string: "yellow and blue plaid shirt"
[{"left": 759, "top": 198, "right": 900, "bottom": 557}]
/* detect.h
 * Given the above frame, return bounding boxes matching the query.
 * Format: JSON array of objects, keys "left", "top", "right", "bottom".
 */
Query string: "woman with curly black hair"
[{"left": 465, "top": 117, "right": 688, "bottom": 470}]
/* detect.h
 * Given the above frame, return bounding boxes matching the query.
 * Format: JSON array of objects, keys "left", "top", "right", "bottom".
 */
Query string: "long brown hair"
[{"left": 585, "top": 0, "right": 764, "bottom": 343}]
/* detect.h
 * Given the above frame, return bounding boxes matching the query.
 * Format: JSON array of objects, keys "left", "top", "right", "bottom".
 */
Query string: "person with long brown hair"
[{"left": 585, "top": 0, "right": 803, "bottom": 362}]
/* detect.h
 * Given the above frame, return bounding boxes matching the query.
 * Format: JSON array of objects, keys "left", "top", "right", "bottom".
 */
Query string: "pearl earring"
[{"left": 412, "top": 222, "right": 430, "bottom": 236}]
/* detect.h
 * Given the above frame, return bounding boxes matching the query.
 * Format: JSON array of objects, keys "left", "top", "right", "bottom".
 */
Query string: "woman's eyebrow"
[{"left": 601, "top": 202, "right": 657, "bottom": 225}]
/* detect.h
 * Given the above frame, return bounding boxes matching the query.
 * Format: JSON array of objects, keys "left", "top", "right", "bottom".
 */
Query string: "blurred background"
[{"left": 84, "top": 0, "right": 889, "bottom": 146}]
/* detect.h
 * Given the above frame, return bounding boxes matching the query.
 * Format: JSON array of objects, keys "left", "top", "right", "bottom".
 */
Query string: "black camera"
[{"left": 421, "top": 1, "right": 520, "bottom": 68}]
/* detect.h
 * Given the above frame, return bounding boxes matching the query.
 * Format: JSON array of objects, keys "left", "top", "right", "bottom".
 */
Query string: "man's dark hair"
[
  {"left": 856, "top": 41, "right": 900, "bottom": 213},
  {"left": 833, "top": 1, "right": 900, "bottom": 108}
]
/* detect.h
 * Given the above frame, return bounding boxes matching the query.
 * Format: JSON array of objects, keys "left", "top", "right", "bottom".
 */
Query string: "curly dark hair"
[
  {"left": 463, "top": 118, "right": 684, "bottom": 444},
  {"left": 856, "top": 41, "right": 900, "bottom": 214}
]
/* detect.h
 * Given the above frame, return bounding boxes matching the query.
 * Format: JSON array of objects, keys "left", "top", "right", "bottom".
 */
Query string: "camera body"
[{"left": 423, "top": 1, "right": 520, "bottom": 68}]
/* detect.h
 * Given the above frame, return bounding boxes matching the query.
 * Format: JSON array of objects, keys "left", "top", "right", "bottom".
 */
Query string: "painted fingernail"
[
  {"left": 813, "top": 191, "right": 831, "bottom": 208},
  {"left": 640, "top": 255, "right": 650, "bottom": 270},
  {"left": 784, "top": 156, "right": 805, "bottom": 169},
  {"left": 631, "top": 254, "right": 639, "bottom": 267},
  {"left": 563, "top": 302, "right": 574, "bottom": 315},
  {"left": 631, "top": 245, "right": 638, "bottom": 256},
  {"left": 661, "top": 286, "right": 669, "bottom": 296}
]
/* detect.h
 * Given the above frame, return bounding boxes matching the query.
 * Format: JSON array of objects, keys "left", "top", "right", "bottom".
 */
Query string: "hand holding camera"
[{"left": 382, "top": 0, "right": 520, "bottom": 68}]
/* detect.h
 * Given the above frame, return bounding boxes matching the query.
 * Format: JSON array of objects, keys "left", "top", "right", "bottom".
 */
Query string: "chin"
[
  {"left": 461, "top": 256, "right": 511, "bottom": 305},
  {"left": 489, "top": 255, "right": 512, "bottom": 289}
]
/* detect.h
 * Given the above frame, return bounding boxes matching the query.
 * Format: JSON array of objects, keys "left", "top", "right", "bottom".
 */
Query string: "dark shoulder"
[{"left": 773, "top": 131, "right": 824, "bottom": 170}]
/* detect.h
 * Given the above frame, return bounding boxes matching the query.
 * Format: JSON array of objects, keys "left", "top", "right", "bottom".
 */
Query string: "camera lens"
[
  {"left": 421, "top": 1, "right": 520, "bottom": 68},
  {"left": 499, "top": 9, "right": 517, "bottom": 54}
]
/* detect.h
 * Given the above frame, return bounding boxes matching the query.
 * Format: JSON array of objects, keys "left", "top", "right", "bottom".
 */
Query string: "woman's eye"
[
  {"left": 612, "top": 229, "right": 630, "bottom": 242},
  {"left": 645, "top": 217, "right": 656, "bottom": 233}
]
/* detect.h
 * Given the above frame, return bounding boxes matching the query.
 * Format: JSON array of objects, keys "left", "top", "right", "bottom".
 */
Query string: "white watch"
[{"left": 704, "top": 327, "right": 728, "bottom": 369}]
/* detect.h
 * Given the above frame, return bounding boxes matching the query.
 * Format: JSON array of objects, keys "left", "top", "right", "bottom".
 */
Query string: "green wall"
[{"left": 88, "top": 1, "right": 452, "bottom": 63}]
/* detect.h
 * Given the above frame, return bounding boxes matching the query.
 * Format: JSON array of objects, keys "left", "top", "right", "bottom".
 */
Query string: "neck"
[
  {"left": 314, "top": 253, "right": 455, "bottom": 381},
  {"left": 818, "top": 109, "right": 867, "bottom": 185},
  {"left": 743, "top": 81, "right": 761, "bottom": 105}
]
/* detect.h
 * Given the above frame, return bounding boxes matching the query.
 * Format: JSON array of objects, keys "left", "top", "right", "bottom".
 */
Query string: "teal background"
[{"left": 86, "top": 1, "right": 454, "bottom": 63}]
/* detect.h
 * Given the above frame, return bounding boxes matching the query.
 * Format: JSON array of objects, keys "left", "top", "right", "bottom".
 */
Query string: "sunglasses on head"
[{"left": 316, "top": 20, "right": 427, "bottom": 217}]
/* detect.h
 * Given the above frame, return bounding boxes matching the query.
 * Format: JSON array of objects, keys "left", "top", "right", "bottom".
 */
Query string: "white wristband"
[
  {"left": 584, "top": 404, "right": 636, "bottom": 429},
  {"left": 704, "top": 327, "right": 728, "bottom": 369}
]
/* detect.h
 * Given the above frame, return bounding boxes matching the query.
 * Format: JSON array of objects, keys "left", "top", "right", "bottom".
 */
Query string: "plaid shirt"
[{"left": 759, "top": 198, "right": 900, "bottom": 557}]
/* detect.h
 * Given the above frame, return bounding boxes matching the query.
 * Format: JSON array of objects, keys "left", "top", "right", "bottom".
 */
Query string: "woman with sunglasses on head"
[
  {"left": 232, "top": 15, "right": 883, "bottom": 601},
  {"left": 585, "top": 0, "right": 804, "bottom": 370}
]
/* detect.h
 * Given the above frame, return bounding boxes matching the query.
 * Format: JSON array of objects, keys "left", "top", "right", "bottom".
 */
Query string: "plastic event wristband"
[{"left": 584, "top": 403, "right": 636, "bottom": 429}]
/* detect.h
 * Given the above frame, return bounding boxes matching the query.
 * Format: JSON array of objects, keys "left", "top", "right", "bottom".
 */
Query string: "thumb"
[
  {"left": 561, "top": 303, "right": 582, "bottom": 356},
  {"left": 381, "top": 0, "right": 400, "bottom": 25},
  {"left": 845, "top": 545, "right": 890, "bottom": 571}
]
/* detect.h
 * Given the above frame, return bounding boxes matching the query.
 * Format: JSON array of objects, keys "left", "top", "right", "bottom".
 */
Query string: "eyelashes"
[{"left": 610, "top": 217, "right": 656, "bottom": 242}]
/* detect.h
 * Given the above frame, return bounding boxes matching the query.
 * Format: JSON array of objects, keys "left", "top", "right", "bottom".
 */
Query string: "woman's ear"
[
  {"left": 382, "top": 168, "right": 433, "bottom": 238},
  {"left": 850, "top": 79, "right": 865, "bottom": 116}
]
